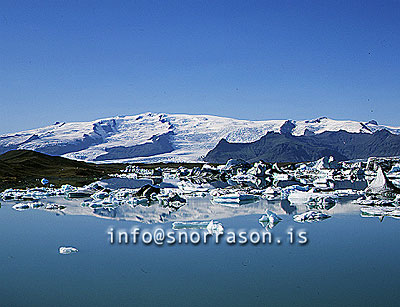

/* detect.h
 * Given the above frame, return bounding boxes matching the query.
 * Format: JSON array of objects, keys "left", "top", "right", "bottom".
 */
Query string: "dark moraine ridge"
[
  {"left": 204, "top": 130, "right": 400, "bottom": 164},
  {"left": 0, "top": 150, "right": 124, "bottom": 190}
]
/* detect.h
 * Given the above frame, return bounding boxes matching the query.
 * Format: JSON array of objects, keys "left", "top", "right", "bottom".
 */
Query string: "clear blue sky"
[{"left": 1, "top": 0, "right": 399, "bottom": 134}]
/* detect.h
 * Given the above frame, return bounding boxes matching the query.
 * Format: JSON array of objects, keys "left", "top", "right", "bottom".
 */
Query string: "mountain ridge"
[
  {"left": 0, "top": 112, "right": 399, "bottom": 163},
  {"left": 204, "top": 129, "right": 400, "bottom": 164}
]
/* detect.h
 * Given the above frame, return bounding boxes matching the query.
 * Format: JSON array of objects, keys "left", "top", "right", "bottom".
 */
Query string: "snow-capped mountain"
[{"left": 1, "top": 112, "right": 399, "bottom": 163}]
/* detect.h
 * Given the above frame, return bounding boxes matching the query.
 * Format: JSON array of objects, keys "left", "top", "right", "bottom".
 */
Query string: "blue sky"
[{"left": 1, "top": 1, "right": 399, "bottom": 134}]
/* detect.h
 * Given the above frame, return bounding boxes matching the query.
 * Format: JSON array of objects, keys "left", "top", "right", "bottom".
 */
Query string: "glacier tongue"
[{"left": 1, "top": 112, "right": 400, "bottom": 163}]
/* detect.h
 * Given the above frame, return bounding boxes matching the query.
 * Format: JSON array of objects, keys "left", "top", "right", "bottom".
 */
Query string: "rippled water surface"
[{"left": 1, "top": 197, "right": 399, "bottom": 306}]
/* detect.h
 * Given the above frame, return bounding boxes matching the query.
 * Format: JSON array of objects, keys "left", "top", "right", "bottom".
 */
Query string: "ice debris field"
[{"left": 3, "top": 155, "right": 400, "bottom": 231}]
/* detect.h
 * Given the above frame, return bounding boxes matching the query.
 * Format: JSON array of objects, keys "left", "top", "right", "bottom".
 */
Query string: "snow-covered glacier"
[{"left": 1, "top": 113, "right": 399, "bottom": 163}]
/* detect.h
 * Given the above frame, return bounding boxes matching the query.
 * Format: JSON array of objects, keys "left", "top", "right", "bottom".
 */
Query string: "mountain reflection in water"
[{"left": 3, "top": 196, "right": 361, "bottom": 224}]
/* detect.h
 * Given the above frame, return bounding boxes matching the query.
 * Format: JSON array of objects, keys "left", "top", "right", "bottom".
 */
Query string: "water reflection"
[
  {"left": 1, "top": 196, "right": 361, "bottom": 224},
  {"left": 280, "top": 199, "right": 297, "bottom": 215}
]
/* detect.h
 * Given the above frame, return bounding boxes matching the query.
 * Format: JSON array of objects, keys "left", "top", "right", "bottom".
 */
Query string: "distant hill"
[
  {"left": 0, "top": 150, "right": 124, "bottom": 190},
  {"left": 204, "top": 130, "right": 400, "bottom": 164}
]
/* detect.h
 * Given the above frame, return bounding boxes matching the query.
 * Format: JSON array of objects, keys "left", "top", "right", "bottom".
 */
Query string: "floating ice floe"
[
  {"left": 12, "top": 202, "right": 45, "bottom": 211},
  {"left": 387, "top": 163, "right": 400, "bottom": 180},
  {"left": 307, "top": 196, "right": 336, "bottom": 210},
  {"left": 30, "top": 202, "right": 45, "bottom": 209},
  {"left": 89, "top": 203, "right": 104, "bottom": 209},
  {"left": 212, "top": 192, "right": 258, "bottom": 206},
  {"left": 81, "top": 186, "right": 175, "bottom": 210},
  {"left": 177, "top": 181, "right": 210, "bottom": 194},
  {"left": 293, "top": 211, "right": 331, "bottom": 223},
  {"left": 287, "top": 189, "right": 314, "bottom": 203},
  {"left": 353, "top": 197, "right": 395, "bottom": 207},
  {"left": 3, "top": 152, "right": 400, "bottom": 226},
  {"left": 281, "top": 185, "right": 310, "bottom": 200},
  {"left": 335, "top": 189, "right": 363, "bottom": 197},
  {"left": 2, "top": 188, "right": 55, "bottom": 201},
  {"left": 67, "top": 189, "right": 94, "bottom": 198},
  {"left": 313, "top": 177, "right": 335, "bottom": 190},
  {"left": 364, "top": 167, "right": 400, "bottom": 199},
  {"left": 172, "top": 221, "right": 207, "bottom": 230},
  {"left": 259, "top": 210, "right": 282, "bottom": 230},
  {"left": 91, "top": 191, "right": 109, "bottom": 201},
  {"left": 131, "top": 197, "right": 149, "bottom": 206},
  {"left": 60, "top": 184, "right": 76, "bottom": 194},
  {"left": 157, "top": 193, "right": 186, "bottom": 208},
  {"left": 172, "top": 220, "right": 224, "bottom": 235},
  {"left": 45, "top": 203, "right": 66, "bottom": 210},
  {"left": 261, "top": 186, "right": 281, "bottom": 200},
  {"left": 360, "top": 206, "right": 400, "bottom": 220},
  {"left": 12, "top": 203, "right": 30, "bottom": 211},
  {"left": 206, "top": 220, "right": 224, "bottom": 235},
  {"left": 228, "top": 174, "right": 260, "bottom": 188},
  {"left": 59, "top": 246, "right": 79, "bottom": 255}
]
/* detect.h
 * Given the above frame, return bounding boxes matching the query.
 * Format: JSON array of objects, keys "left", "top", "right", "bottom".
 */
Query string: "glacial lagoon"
[{"left": 1, "top": 196, "right": 400, "bottom": 306}]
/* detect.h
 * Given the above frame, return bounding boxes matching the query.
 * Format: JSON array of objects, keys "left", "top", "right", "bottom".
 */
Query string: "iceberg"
[
  {"left": 206, "top": 220, "right": 224, "bottom": 235},
  {"left": 45, "top": 204, "right": 66, "bottom": 210},
  {"left": 228, "top": 172, "right": 270, "bottom": 189},
  {"left": 307, "top": 196, "right": 336, "bottom": 210},
  {"left": 353, "top": 197, "right": 395, "bottom": 207},
  {"left": 287, "top": 189, "right": 314, "bottom": 203},
  {"left": 212, "top": 193, "right": 258, "bottom": 205},
  {"left": 12, "top": 203, "right": 30, "bottom": 211},
  {"left": 172, "top": 220, "right": 224, "bottom": 235},
  {"left": 360, "top": 206, "right": 400, "bottom": 220},
  {"left": 158, "top": 193, "right": 186, "bottom": 207},
  {"left": 91, "top": 191, "right": 109, "bottom": 201},
  {"left": 293, "top": 211, "right": 331, "bottom": 223},
  {"left": 313, "top": 178, "right": 335, "bottom": 190},
  {"left": 178, "top": 181, "right": 210, "bottom": 194},
  {"left": 30, "top": 202, "right": 45, "bottom": 209},
  {"left": 60, "top": 184, "right": 76, "bottom": 193},
  {"left": 59, "top": 246, "right": 79, "bottom": 255},
  {"left": 259, "top": 210, "right": 282, "bottom": 230},
  {"left": 132, "top": 197, "right": 149, "bottom": 206},
  {"left": 281, "top": 185, "right": 310, "bottom": 200},
  {"left": 172, "top": 221, "right": 209, "bottom": 230},
  {"left": 67, "top": 189, "right": 94, "bottom": 198},
  {"left": 365, "top": 167, "right": 400, "bottom": 199},
  {"left": 262, "top": 186, "right": 281, "bottom": 200},
  {"left": 311, "top": 156, "right": 340, "bottom": 170},
  {"left": 89, "top": 203, "right": 104, "bottom": 209}
]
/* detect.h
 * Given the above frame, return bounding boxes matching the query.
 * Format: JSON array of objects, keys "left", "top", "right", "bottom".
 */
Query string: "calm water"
[{"left": 1, "top": 198, "right": 399, "bottom": 306}]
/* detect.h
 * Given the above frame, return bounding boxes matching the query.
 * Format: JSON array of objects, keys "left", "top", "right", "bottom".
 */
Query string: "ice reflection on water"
[{"left": 2, "top": 196, "right": 362, "bottom": 224}]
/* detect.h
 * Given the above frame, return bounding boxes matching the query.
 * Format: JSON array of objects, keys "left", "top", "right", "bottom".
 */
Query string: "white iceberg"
[
  {"left": 45, "top": 203, "right": 66, "bottom": 210},
  {"left": 172, "top": 220, "right": 224, "bottom": 235},
  {"left": 12, "top": 203, "right": 30, "bottom": 211},
  {"left": 206, "top": 220, "right": 224, "bottom": 235},
  {"left": 293, "top": 211, "right": 331, "bottom": 223},
  {"left": 59, "top": 246, "right": 79, "bottom": 255},
  {"left": 287, "top": 189, "right": 314, "bottom": 203},
  {"left": 365, "top": 167, "right": 400, "bottom": 198},
  {"left": 259, "top": 210, "right": 282, "bottom": 230},
  {"left": 172, "top": 221, "right": 210, "bottom": 230},
  {"left": 212, "top": 193, "right": 258, "bottom": 205},
  {"left": 360, "top": 206, "right": 400, "bottom": 220},
  {"left": 30, "top": 202, "right": 44, "bottom": 209},
  {"left": 281, "top": 185, "right": 310, "bottom": 200},
  {"left": 352, "top": 197, "right": 394, "bottom": 206},
  {"left": 307, "top": 196, "right": 336, "bottom": 210}
]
